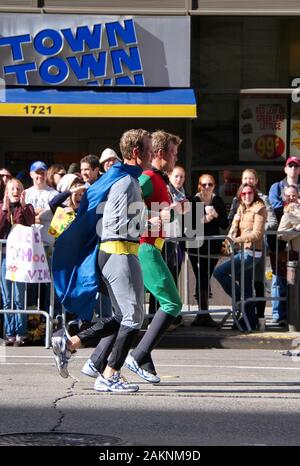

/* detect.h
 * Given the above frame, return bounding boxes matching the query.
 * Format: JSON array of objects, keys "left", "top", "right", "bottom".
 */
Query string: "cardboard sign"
[{"left": 5, "top": 225, "right": 51, "bottom": 283}]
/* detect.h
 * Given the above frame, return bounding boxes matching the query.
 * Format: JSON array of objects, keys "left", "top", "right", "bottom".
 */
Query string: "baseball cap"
[
  {"left": 285, "top": 156, "right": 300, "bottom": 167},
  {"left": 99, "top": 148, "right": 121, "bottom": 165},
  {"left": 30, "top": 161, "right": 48, "bottom": 172}
]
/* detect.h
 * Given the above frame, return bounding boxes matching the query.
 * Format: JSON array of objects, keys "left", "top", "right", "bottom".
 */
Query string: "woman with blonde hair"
[
  {"left": 0, "top": 178, "right": 35, "bottom": 346},
  {"left": 214, "top": 183, "right": 267, "bottom": 330},
  {"left": 188, "top": 173, "right": 228, "bottom": 326}
]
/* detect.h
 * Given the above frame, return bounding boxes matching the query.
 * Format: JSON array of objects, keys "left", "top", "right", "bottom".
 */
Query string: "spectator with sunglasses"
[
  {"left": 214, "top": 183, "right": 267, "bottom": 331},
  {"left": 227, "top": 169, "right": 277, "bottom": 329},
  {"left": 268, "top": 157, "right": 300, "bottom": 326},
  {"left": 188, "top": 174, "right": 228, "bottom": 327},
  {"left": 46, "top": 164, "right": 67, "bottom": 190},
  {"left": 0, "top": 168, "right": 12, "bottom": 187},
  {"left": 269, "top": 157, "right": 300, "bottom": 220}
]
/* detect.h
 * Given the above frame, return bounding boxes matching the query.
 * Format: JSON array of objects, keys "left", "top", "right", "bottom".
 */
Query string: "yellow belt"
[
  {"left": 100, "top": 241, "right": 139, "bottom": 255},
  {"left": 154, "top": 238, "right": 165, "bottom": 251}
]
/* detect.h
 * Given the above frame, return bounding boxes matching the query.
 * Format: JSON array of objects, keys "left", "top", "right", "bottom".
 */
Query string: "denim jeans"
[
  {"left": 213, "top": 252, "right": 260, "bottom": 329},
  {"left": 271, "top": 274, "right": 287, "bottom": 321},
  {"left": 0, "top": 255, "right": 27, "bottom": 337},
  {"left": 37, "top": 245, "right": 61, "bottom": 315}
]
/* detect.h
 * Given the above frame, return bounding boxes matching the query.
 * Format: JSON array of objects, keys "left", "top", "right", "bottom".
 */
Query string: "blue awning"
[{"left": 0, "top": 87, "right": 197, "bottom": 118}]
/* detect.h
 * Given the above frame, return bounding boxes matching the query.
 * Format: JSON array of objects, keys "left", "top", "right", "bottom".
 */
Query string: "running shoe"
[
  {"left": 94, "top": 372, "right": 139, "bottom": 393},
  {"left": 51, "top": 334, "right": 72, "bottom": 379},
  {"left": 124, "top": 353, "right": 160, "bottom": 384},
  {"left": 81, "top": 359, "right": 99, "bottom": 378}
]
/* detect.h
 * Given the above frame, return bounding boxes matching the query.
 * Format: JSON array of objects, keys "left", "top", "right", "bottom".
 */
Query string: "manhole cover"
[{"left": 0, "top": 432, "right": 123, "bottom": 446}]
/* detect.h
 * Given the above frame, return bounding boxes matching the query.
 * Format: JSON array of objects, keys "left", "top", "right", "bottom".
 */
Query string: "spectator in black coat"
[{"left": 188, "top": 173, "right": 229, "bottom": 327}]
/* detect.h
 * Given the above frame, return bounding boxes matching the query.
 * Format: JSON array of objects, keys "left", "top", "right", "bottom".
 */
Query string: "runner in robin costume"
[{"left": 125, "top": 130, "right": 183, "bottom": 383}]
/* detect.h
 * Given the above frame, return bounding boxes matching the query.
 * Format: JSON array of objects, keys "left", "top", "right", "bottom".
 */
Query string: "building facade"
[{"left": 0, "top": 1, "right": 300, "bottom": 202}]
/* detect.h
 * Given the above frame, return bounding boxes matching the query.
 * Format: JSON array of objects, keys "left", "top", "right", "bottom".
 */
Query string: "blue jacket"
[
  {"left": 268, "top": 178, "right": 300, "bottom": 222},
  {"left": 52, "top": 162, "right": 142, "bottom": 320},
  {"left": 268, "top": 179, "right": 287, "bottom": 213}
]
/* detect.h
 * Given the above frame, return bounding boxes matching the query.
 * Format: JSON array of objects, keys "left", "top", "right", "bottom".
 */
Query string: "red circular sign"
[{"left": 254, "top": 134, "right": 285, "bottom": 160}]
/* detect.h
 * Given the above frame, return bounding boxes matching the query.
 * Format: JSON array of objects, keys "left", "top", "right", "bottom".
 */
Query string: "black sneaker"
[
  {"left": 167, "top": 315, "right": 184, "bottom": 331},
  {"left": 278, "top": 320, "right": 288, "bottom": 327},
  {"left": 191, "top": 314, "right": 218, "bottom": 328}
]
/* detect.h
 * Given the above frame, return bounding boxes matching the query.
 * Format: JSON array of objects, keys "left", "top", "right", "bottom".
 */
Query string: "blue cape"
[{"left": 52, "top": 162, "right": 142, "bottom": 320}]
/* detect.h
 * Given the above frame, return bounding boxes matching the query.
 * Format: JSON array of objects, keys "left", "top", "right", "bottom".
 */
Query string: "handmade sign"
[
  {"left": 48, "top": 207, "right": 76, "bottom": 238},
  {"left": 5, "top": 224, "right": 51, "bottom": 283}
]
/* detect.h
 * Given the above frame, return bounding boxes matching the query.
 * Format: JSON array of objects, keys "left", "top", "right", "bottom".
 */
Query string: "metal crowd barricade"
[
  {"left": 66, "top": 230, "right": 300, "bottom": 335},
  {"left": 145, "top": 230, "right": 300, "bottom": 333},
  {"left": 237, "top": 230, "right": 300, "bottom": 332},
  {"left": 144, "top": 235, "right": 244, "bottom": 330},
  {"left": 0, "top": 239, "right": 56, "bottom": 348},
  {"left": 2, "top": 229, "right": 299, "bottom": 345},
  {"left": 184, "top": 235, "right": 240, "bottom": 323}
]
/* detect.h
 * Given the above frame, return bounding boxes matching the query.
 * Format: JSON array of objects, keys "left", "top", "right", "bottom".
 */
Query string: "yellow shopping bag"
[{"left": 48, "top": 207, "right": 76, "bottom": 238}]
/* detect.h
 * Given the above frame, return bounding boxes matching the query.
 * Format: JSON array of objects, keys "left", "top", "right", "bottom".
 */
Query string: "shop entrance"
[{"left": 0, "top": 115, "right": 191, "bottom": 185}]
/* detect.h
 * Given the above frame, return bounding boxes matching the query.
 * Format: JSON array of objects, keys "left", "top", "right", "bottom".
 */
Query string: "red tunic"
[{"left": 139, "top": 169, "right": 172, "bottom": 246}]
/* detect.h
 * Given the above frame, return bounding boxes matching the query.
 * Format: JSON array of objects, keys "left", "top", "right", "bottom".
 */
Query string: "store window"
[{"left": 191, "top": 16, "right": 300, "bottom": 205}]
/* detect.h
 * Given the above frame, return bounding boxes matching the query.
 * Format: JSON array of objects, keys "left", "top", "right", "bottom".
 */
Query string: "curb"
[{"left": 137, "top": 329, "right": 300, "bottom": 350}]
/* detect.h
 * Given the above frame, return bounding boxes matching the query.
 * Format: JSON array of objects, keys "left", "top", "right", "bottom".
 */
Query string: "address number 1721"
[{"left": 23, "top": 105, "right": 52, "bottom": 115}]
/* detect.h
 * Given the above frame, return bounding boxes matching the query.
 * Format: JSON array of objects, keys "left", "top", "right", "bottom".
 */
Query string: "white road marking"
[
  {"left": 1, "top": 361, "right": 300, "bottom": 370},
  {"left": 159, "top": 364, "right": 300, "bottom": 371},
  {"left": 0, "top": 362, "right": 54, "bottom": 366},
  {"left": 3, "top": 355, "right": 53, "bottom": 359}
]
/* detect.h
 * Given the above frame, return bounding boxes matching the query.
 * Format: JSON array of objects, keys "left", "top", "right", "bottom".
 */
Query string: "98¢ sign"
[{"left": 254, "top": 134, "right": 285, "bottom": 160}]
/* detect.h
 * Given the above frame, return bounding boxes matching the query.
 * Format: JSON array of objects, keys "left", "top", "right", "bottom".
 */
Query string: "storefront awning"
[{"left": 0, "top": 88, "right": 197, "bottom": 118}]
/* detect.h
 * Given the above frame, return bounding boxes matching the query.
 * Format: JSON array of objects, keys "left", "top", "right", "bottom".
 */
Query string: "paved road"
[{"left": 1, "top": 346, "right": 300, "bottom": 446}]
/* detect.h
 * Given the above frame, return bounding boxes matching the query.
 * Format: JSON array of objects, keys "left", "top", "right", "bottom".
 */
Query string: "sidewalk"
[{"left": 145, "top": 306, "right": 300, "bottom": 350}]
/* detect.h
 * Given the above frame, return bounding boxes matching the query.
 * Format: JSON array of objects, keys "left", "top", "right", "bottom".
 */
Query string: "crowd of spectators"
[{"left": 1, "top": 150, "right": 300, "bottom": 344}]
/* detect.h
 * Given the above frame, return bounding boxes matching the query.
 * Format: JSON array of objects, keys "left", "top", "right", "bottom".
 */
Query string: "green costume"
[{"left": 138, "top": 169, "right": 182, "bottom": 317}]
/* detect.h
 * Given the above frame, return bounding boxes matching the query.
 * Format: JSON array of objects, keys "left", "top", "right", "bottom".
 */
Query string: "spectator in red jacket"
[{"left": 0, "top": 178, "right": 35, "bottom": 346}]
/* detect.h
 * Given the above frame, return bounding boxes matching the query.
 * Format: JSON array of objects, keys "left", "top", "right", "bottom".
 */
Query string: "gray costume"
[{"left": 78, "top": 174, "right": 146, "bottom": 371}]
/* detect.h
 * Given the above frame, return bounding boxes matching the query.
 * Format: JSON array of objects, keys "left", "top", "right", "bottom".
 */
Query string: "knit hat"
[
  {"left": 67, "top": 163, "right": 80, "bottom": 174},
  {"left": 56, "top": 174, "right": 80, "bottom": 193},
  {"left": 99, "top": 148, "right": 121, "bottom": 166}
]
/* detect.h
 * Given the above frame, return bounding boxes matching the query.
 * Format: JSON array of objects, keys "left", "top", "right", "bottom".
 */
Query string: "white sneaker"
[
  {"left": 94, "top": 372, "right": 139, "bottom": 393},
  {"left": 124, "top": 353, "right": 160, "bottom": 384},
  {"left": 13, "top": 335, "right": 26, "bottom": 347},
  {"left": 51, "top": 334, "right": 72, "bottom": 379},
  {"left": 81, "top": 359, "right": 99, "bottom": 378}
]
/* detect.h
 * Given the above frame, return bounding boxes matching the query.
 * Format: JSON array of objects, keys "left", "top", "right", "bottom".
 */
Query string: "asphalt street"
[{"left": 1, "top": 346, "right": 300, "bottom": 446}]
